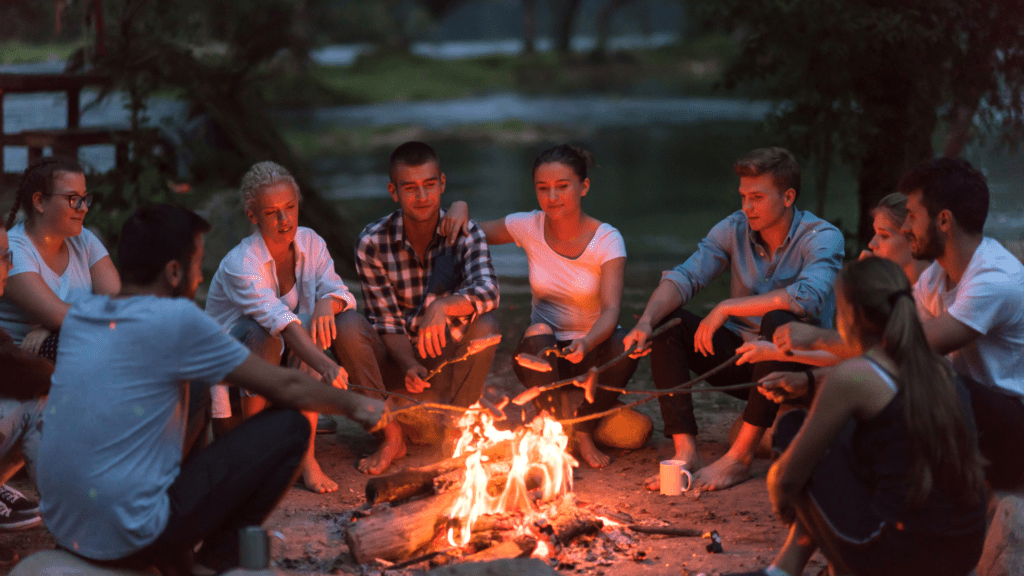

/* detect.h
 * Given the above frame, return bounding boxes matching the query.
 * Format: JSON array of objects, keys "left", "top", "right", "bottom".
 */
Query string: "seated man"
[
  {"left": 339, "top": 141, "right": 500, "bottom": 475},
  {"left": 624, "top": 147, "right": 844, "bottom": 491},
  {"left": 34, "top": 205, "right": 384, "bottom": 574},
  {"left": 0, "top": 226, "right": 50, "bottom": 562},
  {"left": 773, "top": 157, "right": 1024, "bottom": 490},
  {"left": 903, "top": 158, "right": 1024, "bottom": 490},
  {"left": 205, "top": 161, "right": 361, "bottom": 494}
]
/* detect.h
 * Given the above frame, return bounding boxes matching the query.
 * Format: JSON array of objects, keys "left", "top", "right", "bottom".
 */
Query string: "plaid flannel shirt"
[{"left": 356, "top": 208, "right": 499, "bottom": 343}]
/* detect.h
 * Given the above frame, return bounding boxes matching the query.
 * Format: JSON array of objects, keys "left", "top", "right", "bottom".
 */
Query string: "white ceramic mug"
[{"left": 659, "top": 459, "right": 693, "bottom": 496}]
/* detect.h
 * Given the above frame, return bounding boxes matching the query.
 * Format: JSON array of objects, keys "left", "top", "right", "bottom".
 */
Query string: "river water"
[{"left": 2, "top": 72, "right": 1021, "bottom": 276}]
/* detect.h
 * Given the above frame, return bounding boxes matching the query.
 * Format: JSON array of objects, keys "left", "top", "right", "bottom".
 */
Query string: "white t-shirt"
[
  {"left": 0, "top": 223, "right": 109, "bottom": 344},
  {"left": 505, "top": 211, "right": 626, "bottom": 341},
  {"left": 914, "top": 238, "right": 1024, "bottom": 398},
  {"left": 37, "top": 295, "right": 250, "bottom": 560}
]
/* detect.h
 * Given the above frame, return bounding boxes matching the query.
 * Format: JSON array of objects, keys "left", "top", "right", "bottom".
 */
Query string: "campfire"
[
  {"left": 445, "top": 404, "right": 577, "bottom": 548},
  {"left": 342, "top": 323, "right": 730, "bottom": 570},
  {"left": 344, "top": 401, "right": 633, "bottom": 569}
]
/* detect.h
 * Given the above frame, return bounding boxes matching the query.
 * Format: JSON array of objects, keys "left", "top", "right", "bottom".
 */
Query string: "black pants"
[
  {"left": 773, "top": 410, "right": 985, "bottom": 576},
  {"left": 961, "top": 374, "right": 1024, "bottom": 490},
  {"left": 107, "top": 407, "right": 309, "bottom": 573},
  {"left": 513, "top": 327, "right": 639, "bottom": 433},
  {"left": 651, "top": 308, "right": 804, "bottom": 437}
]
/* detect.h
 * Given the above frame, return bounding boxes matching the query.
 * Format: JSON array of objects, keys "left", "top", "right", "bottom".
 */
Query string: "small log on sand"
[
  {"left": 346, "top": 491, "right": 461, "bottom": 564},
  {"left": 627, "top": 525, "right": 704, "bottom": 537}
]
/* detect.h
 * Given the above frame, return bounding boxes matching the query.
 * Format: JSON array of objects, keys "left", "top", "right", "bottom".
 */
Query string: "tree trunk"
[
  {"left": 814, "top": 127, "right": 832, "bottom": 218},
  {"left": 855, "top": 89, "right": 936, "bottom": 248},
  {"left": 554, "top": 0, "right": 584, "bottom": 55},
  {"left": 593, "top": 0, "right": 636, "bottom": 60},
  {"left": 521, "top": 0, "right": 537, "bottom": 55}
]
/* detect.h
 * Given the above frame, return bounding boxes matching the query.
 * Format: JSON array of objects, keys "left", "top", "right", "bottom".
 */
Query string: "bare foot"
[
  {"left": 692, "top": 454, "right": 751, "bottom": 491},
  {"left": 575, "top": 432, "right": 611, "bottom": 468},
  {"left": 358, "top": 424, "right": 407, "bottom": 475},
  {"left": 302, "top": 460, "right": 338, "bottom": 494}
]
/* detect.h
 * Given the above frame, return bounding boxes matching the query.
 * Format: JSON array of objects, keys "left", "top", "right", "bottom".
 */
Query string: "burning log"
[
  {"left": 365, "top": 440, "right": 516, "bottom": 504},
  {"left": 346, "top": 491, "right": 461, "bottom": 564},
  {"left": 461, "top": 538, "right": 537, "bottom": 563},
  {"left": 538, "top": 502, "right": 603, "bottom": 544}
]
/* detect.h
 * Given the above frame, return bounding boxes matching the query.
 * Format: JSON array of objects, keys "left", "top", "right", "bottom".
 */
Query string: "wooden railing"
[{"left": 0, "top": 73, "right": 152, "bottom": 187}]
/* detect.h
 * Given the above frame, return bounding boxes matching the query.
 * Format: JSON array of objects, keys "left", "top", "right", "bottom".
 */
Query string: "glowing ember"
[{"left": 446, "top": 403, "right": 578, "bottom": 547}]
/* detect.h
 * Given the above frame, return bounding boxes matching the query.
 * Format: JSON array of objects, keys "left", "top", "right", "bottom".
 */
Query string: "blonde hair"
[{"left": 239, "top": 161, "right": 301, "bottom": 214}]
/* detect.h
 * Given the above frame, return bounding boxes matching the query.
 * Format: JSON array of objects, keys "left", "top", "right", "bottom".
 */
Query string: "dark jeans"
[
  {"left": 334, "top": 311, "right": 499, "bottom": 408},
  {"left": 512, "top": 327, "right": 639, "bottom": 433},
  {"left": 961, "top": 374, "right": 1024, "bottom": 490},
  {"left": 98, "top": 408, "right": 309, "bottom": 573},
  {"left": 651, "top": 308, "right": 804, "bottom": 437},
  {"left": 773, "top": 410, "right": 985, "bottom": 576}
]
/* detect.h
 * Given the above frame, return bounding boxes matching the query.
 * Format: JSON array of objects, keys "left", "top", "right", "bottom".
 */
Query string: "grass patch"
[{"left": 0, "top": 40, "right": 85, "bottom": 65}]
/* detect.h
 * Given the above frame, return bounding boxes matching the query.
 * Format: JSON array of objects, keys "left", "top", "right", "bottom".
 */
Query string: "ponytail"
[
  {"left": 843, "top": 258, "right": 985, "bottom": 506},
  {"left": 6, "top": 156, "right": 84, "bottom": 230}
]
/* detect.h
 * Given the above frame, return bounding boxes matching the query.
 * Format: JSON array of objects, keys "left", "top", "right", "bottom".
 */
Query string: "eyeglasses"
[
  {"left": 2, "top": 249, "right": 12, "bottom": 267},
  {"left": 56, "top": 194, "right": 94, "bottom": 210}
]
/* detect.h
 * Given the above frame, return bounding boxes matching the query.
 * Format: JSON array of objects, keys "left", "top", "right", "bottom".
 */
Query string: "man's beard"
[
  {"left": 911, "top": 219, "right": 945, "bottom": 260},
  {"left": 173, "top": 269, "right": 198, "bottom": 299}
]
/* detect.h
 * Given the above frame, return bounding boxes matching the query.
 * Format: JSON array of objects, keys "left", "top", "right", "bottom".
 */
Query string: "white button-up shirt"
[{"left": 206, "top": 227, "right": 356, "bottom": 336}]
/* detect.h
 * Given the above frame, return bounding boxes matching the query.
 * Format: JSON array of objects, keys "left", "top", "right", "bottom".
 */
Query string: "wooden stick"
[
  {"left": 627, "top": 524, "right": 704, "bottom": 538},
  {"left": 559, "top": 379, "right": 759, "bottom": 426},
  {"left": 423, "top": 334, "right": 502, "bottom": 381},
  {"left": 511, "top": 318, "right": 682, "bottom": 405}
]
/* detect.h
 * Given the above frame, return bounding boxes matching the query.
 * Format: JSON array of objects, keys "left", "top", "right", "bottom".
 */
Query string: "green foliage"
[{"left": 696, "top": 0, "right": 1024, "bottom": 244}]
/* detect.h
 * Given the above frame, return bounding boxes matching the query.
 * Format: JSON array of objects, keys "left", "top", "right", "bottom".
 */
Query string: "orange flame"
[{"left": 446, "top": 404, "right": 578, "bottom": 547}]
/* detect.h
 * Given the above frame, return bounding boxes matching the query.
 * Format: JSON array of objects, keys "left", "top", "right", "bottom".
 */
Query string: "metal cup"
[{"left": 239, "top": 525, "right": 270, "bottom": 569}]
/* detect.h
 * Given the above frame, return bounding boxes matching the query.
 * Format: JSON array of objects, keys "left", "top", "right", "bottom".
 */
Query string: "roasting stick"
[
  {"left": 558, "top": 378, "right": 759, "bottom": 426},
  {"left": 360, "top": 335, "right": 503, "bottom": 431},
  {"left": 423, "top": 334, "right": 502, "bottom": 380},
  {"left": 510, "top": 318, "right": 683, "bottom": 405}
]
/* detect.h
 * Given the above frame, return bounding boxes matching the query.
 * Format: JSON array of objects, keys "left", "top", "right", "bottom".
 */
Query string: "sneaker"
[
  {"left": 0, "top": 501, "right": 41, "bottom": 531},
  {"left": 0, "top": 485, "right": 38, "bottom": 514},
  {"left": 316, "top": 414, "right": 338, "bottom": 435}
]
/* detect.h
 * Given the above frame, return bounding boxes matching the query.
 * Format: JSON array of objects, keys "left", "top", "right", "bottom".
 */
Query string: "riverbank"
[{"left": 260, "top": 35, "right": 743, "bottom": 108}]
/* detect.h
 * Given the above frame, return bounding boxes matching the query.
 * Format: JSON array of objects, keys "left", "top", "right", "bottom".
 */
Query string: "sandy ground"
[{"left": 0, "top": 386, "right": 830, "bottom": 576}]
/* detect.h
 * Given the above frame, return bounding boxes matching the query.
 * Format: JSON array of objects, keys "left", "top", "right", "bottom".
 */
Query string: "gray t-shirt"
[
  {"left": 37, "top": 295, "right": 250, "bottom": 560},
  {"left": 0, "top": 223, "right": 109, "bottom": 344}
]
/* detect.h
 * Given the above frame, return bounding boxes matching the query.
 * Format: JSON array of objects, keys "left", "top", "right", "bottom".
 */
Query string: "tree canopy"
[{"left": 700, "top": 0, "right": 1024, "bottom": 244}]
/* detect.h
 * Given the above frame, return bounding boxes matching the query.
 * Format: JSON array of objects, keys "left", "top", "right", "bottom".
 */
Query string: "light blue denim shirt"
[{"left": 662, "top": 209, "right": 844, "bottom": 340}]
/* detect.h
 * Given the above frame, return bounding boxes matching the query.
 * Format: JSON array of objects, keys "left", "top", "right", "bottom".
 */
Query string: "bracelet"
[{"left": 804, "top": 369, "right": 816, "bottom": 398}]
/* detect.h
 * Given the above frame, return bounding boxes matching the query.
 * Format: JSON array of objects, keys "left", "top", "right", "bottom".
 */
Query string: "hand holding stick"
[
  {"left": 423, "top": 334, "right": 501, "bottom": 381},
  {"left": 511, "top": 318, "right": 682, "bottom": 405}
]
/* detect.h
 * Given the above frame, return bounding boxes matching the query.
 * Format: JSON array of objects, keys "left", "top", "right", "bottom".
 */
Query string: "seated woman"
[
  {"left": 447, "top": 144, "right": 636, "bottom": 468},
  {"left": 205, "top": 161, "right": 359, "bottom": 494},
  {"left": 0, "top": 156, "right": 121, "bottom": 359},
  {"left": 727, "top": 257, "right": 986, "bottom": 576}
]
